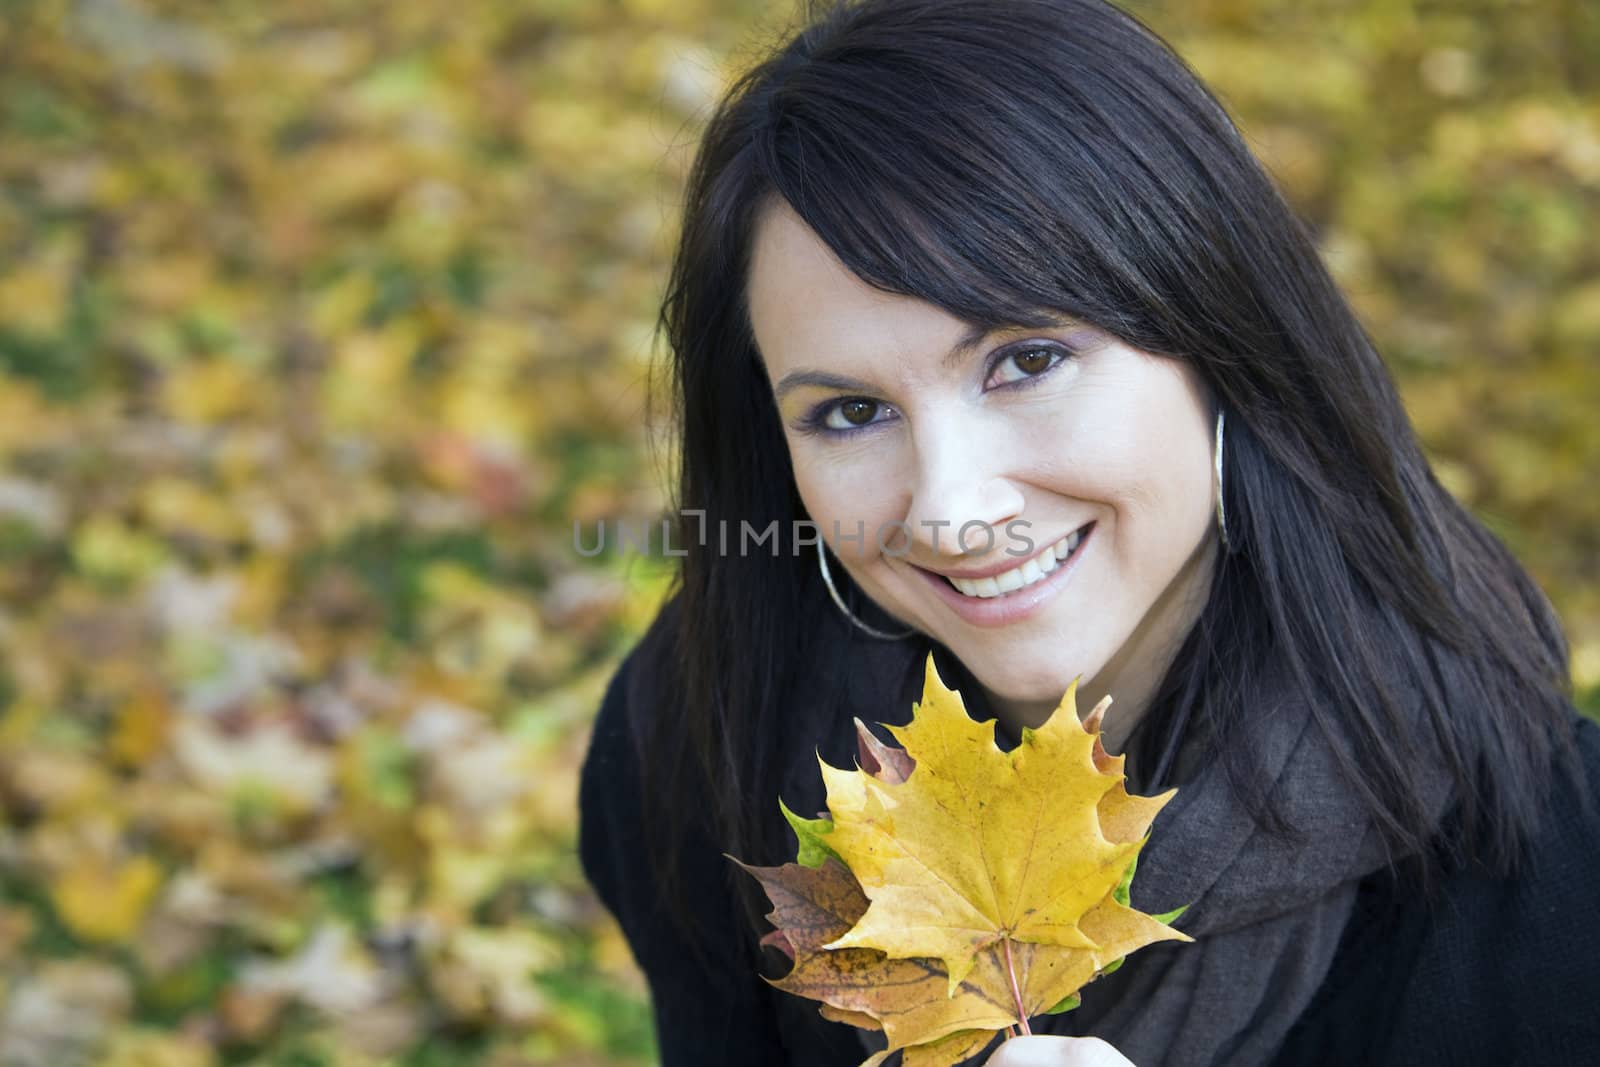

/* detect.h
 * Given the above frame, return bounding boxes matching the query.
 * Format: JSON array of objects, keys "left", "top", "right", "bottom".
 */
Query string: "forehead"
[
  {"left": 747, "top": 200, "right": 881, "bottom": 333},
  {"left": 747, "top": 200, "right": 969, "bottom": 375},
  {"left": 748, "top": 199, "right": 837, "bottom": 298}
]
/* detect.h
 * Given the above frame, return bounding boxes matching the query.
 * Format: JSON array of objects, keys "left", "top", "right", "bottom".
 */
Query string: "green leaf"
[
  {"left": 1044, "top": 992, "right": 1081, "bottom": 1015},
  {"left": 1153, "top": 904, "right": 1189, "bottom": 925},
  {"left": 779, "top": 797, "right": 839, "bottom": 868},
  {"left": 1112, "top": 853, "right": 1137, "bottom": 907}
]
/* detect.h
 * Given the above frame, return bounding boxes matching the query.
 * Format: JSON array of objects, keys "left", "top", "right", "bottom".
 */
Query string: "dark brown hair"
[{"left": 640, "top": 0, "right": 1577, "bottom": 939}]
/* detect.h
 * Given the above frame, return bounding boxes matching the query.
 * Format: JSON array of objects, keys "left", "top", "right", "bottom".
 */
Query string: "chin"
[{"left": 967, "top": 657, "right": 1089, "bottom": 714}]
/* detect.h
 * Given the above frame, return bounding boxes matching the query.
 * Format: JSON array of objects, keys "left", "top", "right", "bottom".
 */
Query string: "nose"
[{"left": 901, "top": 420, "right": 1025, "bottom": 560}]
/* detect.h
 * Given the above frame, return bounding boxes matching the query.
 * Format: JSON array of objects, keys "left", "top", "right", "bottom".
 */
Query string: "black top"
[{"left": 579, "top": 640, "right": 1600, "bottom": 1066}]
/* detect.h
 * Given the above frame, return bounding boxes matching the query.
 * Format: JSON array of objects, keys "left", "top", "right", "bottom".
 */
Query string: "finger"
[{"left": 984, "top": 1034, "right": 1136, "bottom": 1067}]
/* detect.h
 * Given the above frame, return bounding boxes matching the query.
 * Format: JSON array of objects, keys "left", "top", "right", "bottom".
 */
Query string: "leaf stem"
[{"left": 1001, "top": 935, "right": 1032, "bottom": 1036}]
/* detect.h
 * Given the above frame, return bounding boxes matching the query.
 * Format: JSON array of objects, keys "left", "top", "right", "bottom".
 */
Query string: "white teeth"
[
  {"left": 947, "top": 525, "right": 1087, "bottom": 599},
  {"left": 964, "top": 575, "right": 999, "bottom": 598}
]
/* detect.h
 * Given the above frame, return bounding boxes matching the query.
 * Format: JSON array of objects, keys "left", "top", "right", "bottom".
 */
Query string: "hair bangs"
[{"left": 751, "top": 39, "right": 1146, "bottom": 342}]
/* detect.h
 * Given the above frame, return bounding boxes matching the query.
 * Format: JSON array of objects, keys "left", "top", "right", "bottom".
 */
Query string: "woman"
[{"left": 578, "top": 1, "right": 1600, "bottom": 1064}]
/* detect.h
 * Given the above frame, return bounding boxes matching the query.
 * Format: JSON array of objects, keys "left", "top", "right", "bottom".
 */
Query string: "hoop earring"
[
  {"left": 817, "top": 541, "right": 915, "bottom": 641},
  {"left": 1215, "top": 408, "right": 1233, "bottom": 554}
]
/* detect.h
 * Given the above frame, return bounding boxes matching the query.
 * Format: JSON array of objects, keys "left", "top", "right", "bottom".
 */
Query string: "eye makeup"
[{"left": 790, "top": 334, "right": 1088, "bottom": 439}]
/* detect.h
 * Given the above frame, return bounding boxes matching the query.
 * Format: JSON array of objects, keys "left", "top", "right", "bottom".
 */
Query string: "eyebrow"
[{"left": 771, "top": 322, "right": 994, "bottom": 403}]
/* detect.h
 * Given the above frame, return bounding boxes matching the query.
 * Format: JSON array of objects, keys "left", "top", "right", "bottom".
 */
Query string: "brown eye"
[
  {"left": 1014, "top": 349, "right": 1052, "bottom": 375},
  {"left": 988, "top": 344, "right": 1065, "bottom": 387},
  {"left": 842, "top": 399, "right": 877, "bottom": 424},
  {"left": 822, "top": 397, "right": 886, "bottom": 431}
]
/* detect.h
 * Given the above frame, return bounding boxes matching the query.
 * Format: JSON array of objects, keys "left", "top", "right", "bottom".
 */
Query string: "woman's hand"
[{"left": 983, "top": 1035, "right": 1136, "bottom": 1067}]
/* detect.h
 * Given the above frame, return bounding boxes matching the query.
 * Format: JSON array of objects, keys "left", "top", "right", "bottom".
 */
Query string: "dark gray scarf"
[
  {"left": 1038, "top": 667, "right": 1451, "bottom": 1067},
  {"left": 793, "top": 616, "right": 1451, "bottom": 1067}
]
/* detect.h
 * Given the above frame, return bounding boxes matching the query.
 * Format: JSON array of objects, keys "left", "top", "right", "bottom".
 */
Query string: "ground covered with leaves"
[{"left": 0, "top": 1, "right": 1595, "bottom": 1065}]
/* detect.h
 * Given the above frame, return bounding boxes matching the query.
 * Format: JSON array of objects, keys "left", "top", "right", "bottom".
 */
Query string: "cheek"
[
  {"left": 1016, "top": 408, "right": 1154, "bottom": 510},
  {"left": 789, "top": 449, "right": 905, "bottom": 531},
  {"left": 1022, "top": 396, "right": 1213, "bottom": 546},
  {"left": 1111, "top": 433, "right": 1214, "bottom": 536},
  {"left": 1117, "top": 431, "right": 1217, "bottom": 578}
]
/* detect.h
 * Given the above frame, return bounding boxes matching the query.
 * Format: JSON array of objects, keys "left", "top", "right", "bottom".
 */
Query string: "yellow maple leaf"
[
  {"left": 736, "top": 653, "right": 1190, "bottom": 1064},
  {"left": 823, "top": 655, "right": 1177, "bottom": 990}
]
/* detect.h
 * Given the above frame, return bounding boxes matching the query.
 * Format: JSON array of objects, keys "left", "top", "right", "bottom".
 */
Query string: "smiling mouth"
[{"left": 942, "top": 523, "right": 1092, "bottom": 599}]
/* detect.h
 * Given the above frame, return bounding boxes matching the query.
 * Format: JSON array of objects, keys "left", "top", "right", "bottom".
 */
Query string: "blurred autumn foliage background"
[{"left": 0, "top": 0, "right": 1595, "bottom": 1065}]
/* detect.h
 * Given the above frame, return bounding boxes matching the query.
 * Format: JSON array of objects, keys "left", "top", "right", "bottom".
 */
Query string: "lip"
[
  {"left": 910, "top": 521, "right": 1095, "bottom": 628},
  {"left": 915, "top": 524, "right": 1090, "bottom": 581}
]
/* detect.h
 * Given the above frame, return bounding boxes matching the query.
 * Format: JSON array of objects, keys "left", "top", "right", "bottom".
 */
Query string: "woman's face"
[{"left": 747, "top": 200, "right": 1221, "bottom": 734}]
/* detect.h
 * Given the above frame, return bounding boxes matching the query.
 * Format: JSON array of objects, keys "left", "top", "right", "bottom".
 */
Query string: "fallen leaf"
[
  {"left": 735, "top": 654, "right": 1189, "bottom": 1063},
  {"left": 51, "top": 854, "right": 164, "bottom": 944}
]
